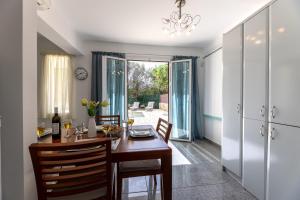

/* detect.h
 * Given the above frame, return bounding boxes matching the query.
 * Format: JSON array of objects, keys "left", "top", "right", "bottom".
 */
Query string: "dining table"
[{"left": 38, "top": 125, "right": 172, "bottom": 200}]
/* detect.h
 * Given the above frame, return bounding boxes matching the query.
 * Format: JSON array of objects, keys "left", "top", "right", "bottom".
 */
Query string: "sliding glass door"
[
  {"left": 102, "top": 56, "right": 127, "bottom": 121},
  {"left": 169, "top": 59, "right": 192, "bottom": 141}
]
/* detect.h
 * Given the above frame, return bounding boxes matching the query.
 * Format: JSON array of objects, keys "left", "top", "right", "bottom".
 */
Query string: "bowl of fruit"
[{"left": 102, "top": 124, "right": 122, "bottom": 138}]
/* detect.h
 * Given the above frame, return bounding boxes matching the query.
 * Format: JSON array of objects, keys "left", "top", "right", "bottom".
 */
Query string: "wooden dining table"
[{"left": 39, "top": 125, "right": 172, "bottom": 200}]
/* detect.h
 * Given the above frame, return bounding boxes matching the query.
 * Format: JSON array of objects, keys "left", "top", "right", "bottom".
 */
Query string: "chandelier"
[{"left": 162, "top": 0, "right": 201, "bottom": 37}]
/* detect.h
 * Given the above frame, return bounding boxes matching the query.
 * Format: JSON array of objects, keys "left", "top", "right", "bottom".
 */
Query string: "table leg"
[{"left": 161, "top": 150, "right": 172, "bottom": 200}]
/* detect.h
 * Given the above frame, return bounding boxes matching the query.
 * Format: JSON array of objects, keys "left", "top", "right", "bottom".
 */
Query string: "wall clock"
[{"left": 74, "top": 67, "right": 88, "bottom": 80}]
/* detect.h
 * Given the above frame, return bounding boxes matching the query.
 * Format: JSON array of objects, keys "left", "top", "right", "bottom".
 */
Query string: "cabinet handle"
[
  {"left": 270, "top": 106, "right": 277, "bottom": 119},
  {"left": 270, "top": 127, "right": 277, "bottom": 140},
  {"left": 259, "top": 125, "right": 265, "bottom": 137},
  {"left": 260, "top": 105, "right": 265, "bottom": 117}
]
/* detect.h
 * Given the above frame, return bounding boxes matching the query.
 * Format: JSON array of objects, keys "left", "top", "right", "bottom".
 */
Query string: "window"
[{"left": 40, "top": 54, "right": 72, "bottom": 118}]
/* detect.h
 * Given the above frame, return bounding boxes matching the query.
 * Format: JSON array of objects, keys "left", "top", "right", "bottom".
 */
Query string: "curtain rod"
[{"left": 91, "top": 51, "right": 200, "bottom": 58}]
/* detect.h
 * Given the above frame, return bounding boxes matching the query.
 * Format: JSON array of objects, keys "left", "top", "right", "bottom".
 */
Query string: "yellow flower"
[
  {"left": 81, "top": 98, "right": 88, "bottom": 106},
  {"left": 100, "top": 100, "right": 109, "bottom": 107}
]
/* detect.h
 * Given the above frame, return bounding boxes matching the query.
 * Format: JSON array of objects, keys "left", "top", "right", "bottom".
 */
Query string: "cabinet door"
[
  {"left": 268, "top": 123, "right": 300, "bottom": 200},
  {"left": 222, "top": 25, "right": 243, "bottom": 177},
  {"left": 270, "top": 0, "right": 300, "bottom": 127},
  {"left": 244, "top": 9, "right": 268, "bottom": 121},
  {"left": 243, "top": 118, "right": 265, "bottom": 200}
]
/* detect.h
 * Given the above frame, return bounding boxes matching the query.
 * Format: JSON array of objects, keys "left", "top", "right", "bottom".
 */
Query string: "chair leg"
[
  {"left": 117, "top": 176, "right": 122, "bottom": 200},
  {"left": 153, "top": 175, "right": 157, "bottom": 185},
  {"left": 160, "top": 175, "right": 163, "bottom": 200}
]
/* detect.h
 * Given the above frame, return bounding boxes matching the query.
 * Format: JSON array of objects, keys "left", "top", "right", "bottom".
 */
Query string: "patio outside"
[{"left": 127, "top": 61, "right": 169, "bottom": 128}]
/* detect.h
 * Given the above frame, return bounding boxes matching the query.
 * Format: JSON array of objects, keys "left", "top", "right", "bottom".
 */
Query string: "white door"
[
  {"left": 222, "top": 25, "right": 243, "bottom": 177},
  {"left": 169, "top": 59, "right": 192, "bottom": 141},
  {"left": 243, "top": 118, "right": 265, "bottom": 200},
  {"left": 102, "top": 56, "right": 127, "bottom": 121},
  {"left": 243, "top": 9, "right": 268, "bottom": 121},
  {"left": 268, "top": 123, "right": 300, "bottom": 200},
  {"left": 269, "top": 0, "right": 300, "bottom": 127}
]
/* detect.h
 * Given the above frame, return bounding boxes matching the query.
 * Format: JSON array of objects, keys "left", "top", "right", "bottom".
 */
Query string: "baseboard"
[{"left": 203, "top": 137, "right": 221, "bottom": 147}]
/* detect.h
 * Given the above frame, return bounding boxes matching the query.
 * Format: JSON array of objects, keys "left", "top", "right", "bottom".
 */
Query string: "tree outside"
[{"left": 128, "top": 61, "right": 168, "bottom": 109}]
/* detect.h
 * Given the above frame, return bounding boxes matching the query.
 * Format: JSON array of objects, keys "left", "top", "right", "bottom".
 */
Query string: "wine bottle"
[{"left": 52, "top": 107, "right": 61, "bottom": 140}]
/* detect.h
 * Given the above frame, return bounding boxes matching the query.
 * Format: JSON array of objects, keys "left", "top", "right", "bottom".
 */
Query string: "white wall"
[
  {"left": 37, "top": 1, "right": 83, "bottom": 54},
  {"left": 203, "top": 49, "right": 223, "bottom": 145},
  {"left": 0, "top": 0, "right": 37, "bottom": 199},
  {"left": 73, "top": 41, "right": 204, "bottom": 124}
]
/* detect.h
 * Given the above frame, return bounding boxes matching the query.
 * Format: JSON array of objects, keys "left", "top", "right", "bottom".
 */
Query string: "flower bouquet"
[{"left": 81, "top": 98, "right": 109, "bottom": 137}]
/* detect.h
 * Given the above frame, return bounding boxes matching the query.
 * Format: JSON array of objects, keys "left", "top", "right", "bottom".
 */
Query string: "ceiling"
[{"left": 54, "top": 0, "right": 271, "bottom": 48}]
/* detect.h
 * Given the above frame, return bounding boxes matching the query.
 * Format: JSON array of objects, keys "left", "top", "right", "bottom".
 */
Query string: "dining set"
[{"left": 29, "top": 115, "right": 173, "bottom": 200}]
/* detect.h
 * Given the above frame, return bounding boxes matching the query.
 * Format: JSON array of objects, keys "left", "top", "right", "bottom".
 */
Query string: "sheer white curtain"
[{"left": 40, "top": 54, "right": 72, "bottom": 119}]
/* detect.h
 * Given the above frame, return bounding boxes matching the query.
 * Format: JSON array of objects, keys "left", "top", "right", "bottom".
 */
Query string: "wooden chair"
[
  {"left": 29, "top": 138, "right": 112, "bottom": 200},
  {"left": 116, "top": 118, "right": 172, "bottom": 200},
  {"left": 156, "top": 118, "right": 172, "bottom": 143},
  {"left": 95, "top": 115, "right": 120, "bottom": 126}
]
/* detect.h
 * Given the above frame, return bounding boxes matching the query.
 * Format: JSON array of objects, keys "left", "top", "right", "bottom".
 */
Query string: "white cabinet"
[
  {"left": 243, "top": 118, "right": 265, "bottom": 200},
  {"left": 243, "top": 9, "right": 268, "bottom": 121},
  {"left": 268, "top": 123, "right": 300, "bottom": 200},
  {"left": 243, "top": 9, "right": 268, "bottom": 200},
  {"left": 269, "top": 0, "right": 300, "bottom": 127},
  {"left": 222, "top": 25, "right": 243, "bottom": 177}
]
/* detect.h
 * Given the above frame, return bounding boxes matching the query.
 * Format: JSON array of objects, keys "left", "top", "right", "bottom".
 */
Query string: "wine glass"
[
  {"left": 128, "top": 118, "right": 134, "bottom": 130},
  {"left": 36, "top": 122, "right": 46, "bottom": 137},
  {"left": 64, "top": 119, "right": 72, "bottom": 138}
]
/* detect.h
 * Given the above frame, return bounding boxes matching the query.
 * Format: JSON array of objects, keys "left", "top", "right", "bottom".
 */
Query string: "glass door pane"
[
  {"left": 102, "top": 56, "right": 127, "bottom": 121},
  {"left": 170, "top": 59, "right": 192, "bottom": 141}
]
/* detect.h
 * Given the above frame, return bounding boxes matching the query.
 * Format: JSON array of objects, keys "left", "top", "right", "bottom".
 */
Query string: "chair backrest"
[
  {"left": 29, "top": 138, "right": 112, "bottom": 200},
  {"left": 156, "top": 118, "right": 172, "bottom": 143},
  {"left": 95, "top": 115, "right": 120, "bottom": 126},
  {"left": 147, "top": 101, "right": 155, "bottom": 108},
  {"left": 133, "top": 102, "right": 140, "bottom": 108}
]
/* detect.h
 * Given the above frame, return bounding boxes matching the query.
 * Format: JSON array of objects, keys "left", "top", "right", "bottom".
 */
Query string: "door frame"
[
  {"left": 169, "top": 59, "right": 192, "bottom": 142},
  {"left": 102, "top": 56, "right": 127, "bottom": 120}
]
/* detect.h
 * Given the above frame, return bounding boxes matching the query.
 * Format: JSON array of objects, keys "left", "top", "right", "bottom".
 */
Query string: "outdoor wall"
[
  {"left": 73, "top": 41, "right": 204, "bottom": 125},
  {"left": 203, "top": 48, "right": 223, "bottom": 145}
]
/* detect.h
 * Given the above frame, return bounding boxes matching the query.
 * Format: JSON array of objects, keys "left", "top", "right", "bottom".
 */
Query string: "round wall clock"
[{"left": 74, "top": 67, "right": 88, "bottom": 80}]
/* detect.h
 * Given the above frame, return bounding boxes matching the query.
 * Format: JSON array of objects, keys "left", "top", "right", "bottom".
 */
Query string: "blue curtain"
[
  {"left": 172, "top": 56, "right": 203, "bottom": 140},
  {"left": 91, "top": 52, "right": 125, "bottom": 116},
  {"left": 106, "top": 58, "right": 126, "bottom": 120},
  {"left": 171, "top": 60, "right": 191, "bottom": 140}
]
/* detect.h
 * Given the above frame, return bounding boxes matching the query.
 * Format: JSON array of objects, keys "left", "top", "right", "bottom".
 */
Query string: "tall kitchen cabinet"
[
  {"left": 243, "top": 9, "right": 268, "bottom": 200},
  {"left": 222, "top": 25, "right": 243, "bottom": 177},
  {"left": 268, "top": 0, "right": 300, "bottom": 199}
]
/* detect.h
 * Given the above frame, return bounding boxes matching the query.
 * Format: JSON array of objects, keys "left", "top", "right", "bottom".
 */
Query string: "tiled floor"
[{"left": 121, "top": 140, "right": 256, "bottom": 200}]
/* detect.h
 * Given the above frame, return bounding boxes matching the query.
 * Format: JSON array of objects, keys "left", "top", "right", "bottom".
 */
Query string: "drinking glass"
[
  {"left": 64, "top": 119, "right": 72, "bottom": 138},
  {"left": 128, "top": 118, "right": 135, "bottom": 130},
  {"left": 36, "top": 122, "right": 46, "bottom": 137}
]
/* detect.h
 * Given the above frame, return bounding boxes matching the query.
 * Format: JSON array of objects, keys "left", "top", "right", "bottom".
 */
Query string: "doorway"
[{"left": 127, "top": 60, "right": 169, "bottom": 128}]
